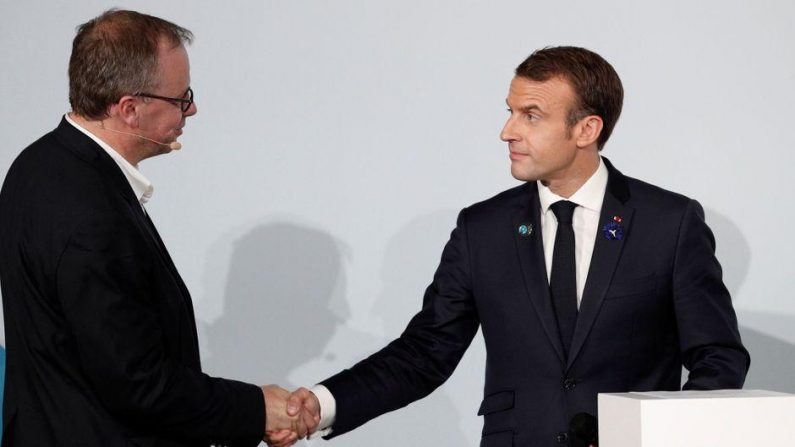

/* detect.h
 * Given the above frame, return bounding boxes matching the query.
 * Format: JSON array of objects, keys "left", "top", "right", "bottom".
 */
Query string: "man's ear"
[
  {"left": 575, "top": 115, "right": 603, "bottom": 149},
  {"left": 113, "top": 95, "right": 140, "bottom": 128}
]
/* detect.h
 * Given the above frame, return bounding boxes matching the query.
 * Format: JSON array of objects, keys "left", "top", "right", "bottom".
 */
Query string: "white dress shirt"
[
  {"left": 537, "top": 157, "right": 608, "bottom": 307},
  {"left": 311, "top": 157, "right": 609, "bottom": 437},
  {"left": 64, "top": 114, "right": 154, "bottom": 208}
]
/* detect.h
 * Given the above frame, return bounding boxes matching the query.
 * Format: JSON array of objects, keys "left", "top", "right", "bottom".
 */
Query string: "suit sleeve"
[
  {"left": 320, "top": 208, "right": 480, "bottom": 438},
  {"left": 672, "top": 200, "right": 750, "bottom": 390},
  {"left": 56, "top": 210, "right": 264, "bottom": 447}
]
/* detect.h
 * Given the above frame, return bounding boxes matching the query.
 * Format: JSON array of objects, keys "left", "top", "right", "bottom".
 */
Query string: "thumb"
[{"left": 286, "top": 391, "right": 303, "bottom": 416}]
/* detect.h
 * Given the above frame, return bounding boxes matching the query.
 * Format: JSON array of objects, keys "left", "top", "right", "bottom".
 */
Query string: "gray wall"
[{"left": 1, "top": 1, "right": 794, "bottom": 445}]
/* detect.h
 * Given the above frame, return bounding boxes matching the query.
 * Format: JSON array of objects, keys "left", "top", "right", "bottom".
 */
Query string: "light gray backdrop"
[{"left": 1, "top": 1, "right": 794, "bottom": 445}]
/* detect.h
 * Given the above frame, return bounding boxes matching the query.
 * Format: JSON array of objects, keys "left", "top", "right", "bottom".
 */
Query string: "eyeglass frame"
[{"left": 133, "top": 87, "right": 194, "bottom": 113}]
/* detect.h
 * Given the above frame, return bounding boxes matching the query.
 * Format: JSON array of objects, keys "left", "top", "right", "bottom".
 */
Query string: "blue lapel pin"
[
  {"left": 602, "top": 215, "right": 624, "bottom": 240},
  {"left": 518, "top": 223, "right": 533, "bottom": 237}
]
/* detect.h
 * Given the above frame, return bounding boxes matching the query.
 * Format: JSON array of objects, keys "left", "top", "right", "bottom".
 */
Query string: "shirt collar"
[
  {"left": 64, "top": 114, "right": 154, "bottom": 206},
  {"left": 537, "top": 156, "right": 608, "bottom": 214}
]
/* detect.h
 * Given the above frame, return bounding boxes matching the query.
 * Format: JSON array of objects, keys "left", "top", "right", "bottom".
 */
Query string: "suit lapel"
[
  {"left": 567, "top": 158, "right": 633, "bottom": 369},
  {"left": 511, "top": 182, "right": 567, "bottom": 365}
]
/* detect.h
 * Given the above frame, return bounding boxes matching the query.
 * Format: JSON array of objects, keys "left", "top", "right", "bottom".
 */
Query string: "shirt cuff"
[{"left": 308, "top": 384, "right": 336, "bottom": 438}]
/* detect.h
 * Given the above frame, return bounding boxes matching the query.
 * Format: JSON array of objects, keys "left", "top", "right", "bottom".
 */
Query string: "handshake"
[{"left": 261, "top": 385, "right": 323, "bottom": 447}]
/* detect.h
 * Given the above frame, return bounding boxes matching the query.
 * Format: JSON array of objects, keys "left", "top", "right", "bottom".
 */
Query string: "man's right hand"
[{"left": 286, "top": 387, "right": 322, "bottom": 436}]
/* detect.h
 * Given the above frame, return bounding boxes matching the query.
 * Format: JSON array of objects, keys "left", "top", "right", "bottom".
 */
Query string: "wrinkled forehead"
[
  {"left": 507, "top": 76, "right": 576, "bottom": 112},
  {"left": 153, "top": 42, "right": 191, "bottom": 92}
]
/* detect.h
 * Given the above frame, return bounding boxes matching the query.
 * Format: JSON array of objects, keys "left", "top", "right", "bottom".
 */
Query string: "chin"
[
  {"left": 510, "top": 165, "right": 537, "bottom": 182},
  {"left": 150, "top": 146, "right": 171, "bottom": 158}
]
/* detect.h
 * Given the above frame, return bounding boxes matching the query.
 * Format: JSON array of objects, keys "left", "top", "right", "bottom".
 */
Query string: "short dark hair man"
[
  {"left": 287, "top": 46, "right": 750, "bottom": 446},
  {"left": 0, "top": 10, "right": 304, "bottom": 447}
]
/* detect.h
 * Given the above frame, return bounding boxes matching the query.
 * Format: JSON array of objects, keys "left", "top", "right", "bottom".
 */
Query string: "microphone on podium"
[
  {"left": 99, "top": 125, "right": 182, "bottom": 150},
  {"left": 569, "top": 412, "right": 598, "bottom": 447}
]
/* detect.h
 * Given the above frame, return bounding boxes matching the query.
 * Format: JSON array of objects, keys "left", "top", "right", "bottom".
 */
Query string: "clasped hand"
[{"left": 261, "top": 385, "right": 321, "bottom": 447}]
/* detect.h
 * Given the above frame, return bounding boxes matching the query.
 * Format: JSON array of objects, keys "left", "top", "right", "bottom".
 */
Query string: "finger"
[
  {"left": 287, "top": 388, "right": 309, "bottom": 416},
  {"left": 264, "top": 431, "right": 287, "bottom": 447},
  {"left": 301, "top": 408, "right": 319, "bottom": 433},
  {"left": 266, "top": 429, "right": 293, "bottom": 442},
  {"left": 292, "top": 418, "right": 308, "bottom": 439},
  {"left": 281, "top": 433, "right": 299, "bottom": 447},
  {"left": 267, "top": 430, "right": 297, "bottom": 447},
  {"left": 302, "top": 390, "right": 322, "bottom": 428}
]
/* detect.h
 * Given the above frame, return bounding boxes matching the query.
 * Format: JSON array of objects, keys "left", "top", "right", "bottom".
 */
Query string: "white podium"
[{"left": 598, "top": 389, "right": 795, "bottom": 446}]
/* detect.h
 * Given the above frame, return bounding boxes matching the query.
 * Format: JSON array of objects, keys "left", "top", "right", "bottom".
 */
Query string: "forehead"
[
  {"left": 507, "top": 76, "right": 575, "bottom": 111},
  {"left": 155, "top": 42, "right": 190, "bottom": 92}
]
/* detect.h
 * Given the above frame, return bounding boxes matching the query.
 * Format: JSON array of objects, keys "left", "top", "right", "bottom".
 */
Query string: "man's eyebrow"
[
  {"left": 519, "top": 104, "right": 543, "bottom": 113},
  {"left": 506, "top": 99, "right": 544, "bottom": 113}
]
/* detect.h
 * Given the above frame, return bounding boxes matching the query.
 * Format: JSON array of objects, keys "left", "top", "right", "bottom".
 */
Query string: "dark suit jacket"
[
  {"left": 0, "top": 119, "right": 264, "bottom": 447},
  {"left": 321, "top": 158, "right": 749, "bottom": 446}
]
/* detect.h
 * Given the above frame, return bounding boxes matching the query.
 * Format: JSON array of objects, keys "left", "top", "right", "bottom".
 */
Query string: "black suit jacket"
[
  {"left": 321, "top": 158, "right": 749, "bottom": 446},
  {"left": 0, "top": 119, "right": 264, "bottom": 447}
]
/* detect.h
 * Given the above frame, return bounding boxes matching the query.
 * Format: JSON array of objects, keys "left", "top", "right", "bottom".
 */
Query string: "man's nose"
[{"left": 500, "top": 116, "right": 517, "bottom": 142}]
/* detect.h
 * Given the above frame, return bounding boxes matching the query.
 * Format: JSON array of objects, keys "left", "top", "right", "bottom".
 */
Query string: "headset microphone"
[{"left": 99, "top": 125, "right": 182, "bottom": 150}]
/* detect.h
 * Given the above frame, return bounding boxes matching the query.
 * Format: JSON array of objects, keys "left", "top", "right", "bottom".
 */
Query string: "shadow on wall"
[
  {"left": 333, "top": 209, "right": 472, "bottom": 447},
  {"left": 739, "top": 318, "right": 795, "bottom": 393},
  {"left": 201, "top": 222, "right": 348, "bottom": 389},
  {"left": 703, "top": 208, "right": 750, "bottom": 304},
  {"left": 705, "top": 208, "right": 795, "bottom": 393},
  {"left": 200, "top": 217, "right": 471, "bottom": 446}
]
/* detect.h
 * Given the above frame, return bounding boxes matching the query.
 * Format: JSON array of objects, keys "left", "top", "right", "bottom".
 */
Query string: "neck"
[
  {"left": 543, "top": 151, "right": 600, "bottom": 198},
  {"left": 69, "top": 113, "right": 143, "bottom": 166}
]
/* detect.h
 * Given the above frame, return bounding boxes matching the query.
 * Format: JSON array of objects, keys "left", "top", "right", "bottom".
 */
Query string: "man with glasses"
[{"left": 0, "top": 10, "right": 304, "bottom": 447}]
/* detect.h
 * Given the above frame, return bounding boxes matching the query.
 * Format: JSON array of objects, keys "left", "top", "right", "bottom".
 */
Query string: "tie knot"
[{"left": 550, "top": 200, "right": 577, "bottom": 224}]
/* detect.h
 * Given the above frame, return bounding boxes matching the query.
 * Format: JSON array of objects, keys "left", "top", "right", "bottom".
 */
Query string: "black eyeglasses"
[{"left": 134, "top": 87, "right": 194, "bottom": 113}]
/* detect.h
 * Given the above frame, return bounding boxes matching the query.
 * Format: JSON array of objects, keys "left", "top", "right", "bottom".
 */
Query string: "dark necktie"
[{"left": 550, "top": 200, "right": 578, "bottom": 357}]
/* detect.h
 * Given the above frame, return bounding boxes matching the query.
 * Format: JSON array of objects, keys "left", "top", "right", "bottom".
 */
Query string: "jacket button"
[
  {"left": 563, "top": 378, "right": 577, "bottom": 391},
  {"left": 556, "top": 432, "right": 569, "bottom": 443}
]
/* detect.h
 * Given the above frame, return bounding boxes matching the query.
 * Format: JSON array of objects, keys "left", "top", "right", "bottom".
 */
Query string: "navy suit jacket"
[
  {"left": 0, "top": 119, "right": 264, "bottom": 447},
  {"left": 321, "top": 158, "right": 749, "bottom": 446}
]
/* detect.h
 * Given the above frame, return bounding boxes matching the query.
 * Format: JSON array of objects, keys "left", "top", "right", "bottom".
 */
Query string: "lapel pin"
[
  {"left": 517, "top": 223, "right": 533, "bottom": 237},
  {"left": 602, "top": 215, "right": 624, "bottom": 240}
]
